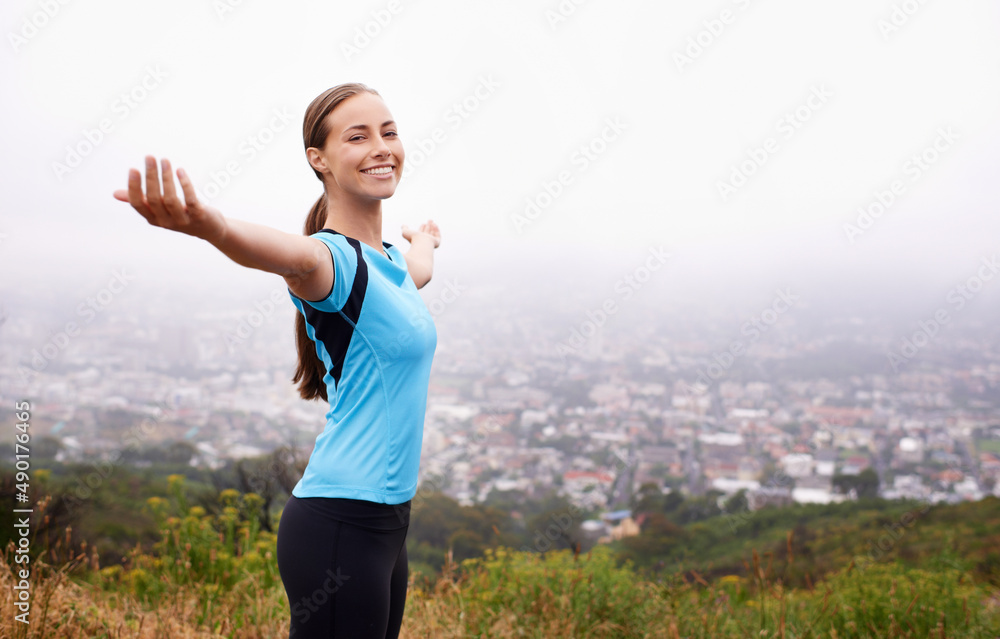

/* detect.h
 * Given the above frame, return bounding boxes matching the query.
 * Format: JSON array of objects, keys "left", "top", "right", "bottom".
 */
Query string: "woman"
[{"left": 113, "top": 82, "right": 440, "bottom": 638}]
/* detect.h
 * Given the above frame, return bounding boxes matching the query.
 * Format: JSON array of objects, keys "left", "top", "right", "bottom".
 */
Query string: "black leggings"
[{"left": 276, "top": 495, "right": 411, "bottom": 638}]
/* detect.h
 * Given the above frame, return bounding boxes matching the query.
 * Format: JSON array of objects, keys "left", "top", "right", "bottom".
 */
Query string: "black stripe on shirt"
[{"left": 301, "top": 231, "right": 369, "bottom": 390}]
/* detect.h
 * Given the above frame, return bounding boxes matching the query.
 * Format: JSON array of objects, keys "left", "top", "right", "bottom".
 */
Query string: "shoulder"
[
  {"left": 312, "top": 229, "right": 351, "bottom": 250},
  {"left": 311, "top": 230, "right": 364, "bottom": 268},
  {"left": 287, "top": 231, "right": 363, "bottom": 310}
]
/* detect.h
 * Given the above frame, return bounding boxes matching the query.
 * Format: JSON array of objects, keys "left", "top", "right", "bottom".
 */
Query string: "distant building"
[
  {"left": 598, "top": 510, "right": 639, "bottom": 543},
  {"left": 804, "top": 405, "right": 873, "bottom": 427},
  {"left": 738, "top": 456, "right": 762, "bottom": 481},
  {"left": 814, "top": 449, "right": 838, "bottom": 477},
  {"left": 883, "top": 474, "right": 930, "bottom": 501},
  {"left": 954, "top": 478, "right": 983, "bottom": 501},
  {"left": 581, "top": 519, "right": 609, "bottom": 540},
  {"left": 698, "top": 432, "right": 744, "bottom": 447},
  {"left": 896, "top": 437, "right": 925, "bottom": 464},
  {"left": 563, "top": 470, "right": 614, "bottom": 486},
  {"left": 561, "top": 470, "right": 614, "bottom": 509},
  {"left": 728, "top": 408, "right": 769, "bottom": 420},
  {"left": 780, "top": 453, "right": 814, "bottom": 478},
  {"left": 711, "top": 477, "right": 760, "bottom": 494},
  {"left": 520, "top": 409, "right": 549, "bottom": 429},
  {"left": 588, "top": 384, "right": 628, "bottom": 407},
  {"left": 792, "top": 475, "right": 839, "bottom": 504},
  {"left": 840, "top": 455, "right": 871, "bottom": 475}
]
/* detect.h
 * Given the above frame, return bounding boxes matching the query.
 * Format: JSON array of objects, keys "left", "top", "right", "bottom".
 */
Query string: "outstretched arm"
[
  {"left": 400, "top": 220, "right": 440, "bottom": 289},
  {"left": 113, "top": 155, "right": 333, "bottom": 301}
]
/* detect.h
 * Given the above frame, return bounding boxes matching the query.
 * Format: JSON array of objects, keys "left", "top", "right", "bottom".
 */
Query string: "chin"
[{"left": 377, "top": 182, "right": 401, "bottom": 198}]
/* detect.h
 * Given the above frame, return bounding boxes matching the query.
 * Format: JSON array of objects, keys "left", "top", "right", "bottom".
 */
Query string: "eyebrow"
[{"left": 343, "top": 120, "right": 396, "bottom": 133}]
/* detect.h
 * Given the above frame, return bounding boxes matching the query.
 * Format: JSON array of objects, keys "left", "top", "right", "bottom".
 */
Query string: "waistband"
[{"left": 290, "top": 495, "right": 411, "bottom": 531}]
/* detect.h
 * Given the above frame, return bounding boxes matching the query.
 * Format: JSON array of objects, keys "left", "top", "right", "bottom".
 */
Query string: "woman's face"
[{"left": 308, "top": 92, "right": 405, "bottom": 201}]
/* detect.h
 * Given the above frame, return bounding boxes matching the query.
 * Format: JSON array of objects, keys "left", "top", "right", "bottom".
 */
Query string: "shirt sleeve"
[{"left": 288, "top": 232, "right": 359, "bottom": 313}]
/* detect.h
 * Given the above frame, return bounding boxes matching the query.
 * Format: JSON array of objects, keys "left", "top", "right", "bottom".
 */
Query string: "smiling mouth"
[{"left": 361, "top": 166, "right": 394, "bottom": 175}]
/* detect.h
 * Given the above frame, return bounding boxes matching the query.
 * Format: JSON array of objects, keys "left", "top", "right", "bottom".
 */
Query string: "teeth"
[{"left": 362, "top": 166, "right": 393, "bottom": 175}]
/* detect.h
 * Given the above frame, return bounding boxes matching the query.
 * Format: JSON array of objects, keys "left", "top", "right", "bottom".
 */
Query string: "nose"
[{"left": 372, "top": 136, "right": 392, "bottom": 158}]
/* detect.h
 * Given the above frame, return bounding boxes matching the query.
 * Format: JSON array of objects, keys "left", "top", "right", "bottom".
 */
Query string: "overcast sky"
[{"left": 2, "top": 0, "right": 1000, "bottom": 317}]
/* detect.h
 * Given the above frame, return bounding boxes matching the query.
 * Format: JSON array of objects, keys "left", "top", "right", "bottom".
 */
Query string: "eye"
[
  {"left": 349, "top": 135, "right": 365, "bottom": 142},
  {"left": 384, "top": 131, "right": 398, "bottom": 137}
]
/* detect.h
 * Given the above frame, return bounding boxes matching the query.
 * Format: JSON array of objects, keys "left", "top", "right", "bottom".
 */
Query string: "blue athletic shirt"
[{"left": 287, "top": 229, "right": 437, "bottom": 504}]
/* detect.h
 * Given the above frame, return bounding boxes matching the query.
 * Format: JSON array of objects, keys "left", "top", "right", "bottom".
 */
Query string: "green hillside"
[{"left": 2, "top": 465, "right": 999, "bottom": 637}]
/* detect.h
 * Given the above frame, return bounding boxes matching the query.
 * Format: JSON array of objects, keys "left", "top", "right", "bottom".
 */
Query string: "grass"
[
  {"left": 4, "top": 535, "right": 1000, "bottom": 638},
  {"left": 3, "top": 483, "right": 1000, "bottom": 638}
]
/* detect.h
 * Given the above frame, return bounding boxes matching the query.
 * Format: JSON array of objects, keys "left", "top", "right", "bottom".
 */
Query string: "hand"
[
  {"left": 401, "top": 219, "right": 441, "bottom": 249},
  {"left": 113, "top": 155, "right": 228, "bottom": 245}
]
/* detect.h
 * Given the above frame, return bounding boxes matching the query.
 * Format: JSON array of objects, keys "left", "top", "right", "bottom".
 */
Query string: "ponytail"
[{"left": 291, "top": 192, "right": 330, "bottom": 401}]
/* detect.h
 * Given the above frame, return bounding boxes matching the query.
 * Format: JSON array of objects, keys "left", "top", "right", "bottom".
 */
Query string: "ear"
[{"left": 306, "top": 147, "right": 328, "bottom": 175}]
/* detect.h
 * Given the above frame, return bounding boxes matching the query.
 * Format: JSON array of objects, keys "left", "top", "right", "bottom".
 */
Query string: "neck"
[{"left": 323, "top": 192, "right": 385, "bottom": 254}]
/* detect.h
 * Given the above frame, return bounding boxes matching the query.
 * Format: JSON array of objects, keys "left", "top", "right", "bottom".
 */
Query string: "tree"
[
  {"left": 674, "top": 492, "right": 722, "bottom": 524},
  {"left": 617, "top": 512, "right": 686, "bottom": 568},
  {"left": 661, "top": 491, "right": 685, "bottom": 515},
  {"left": 833, "top": 468, "right": 879, "bottom": 499},
  {"left": 723, "top": 489, "right": 748, "bottom": 514},
  {"left": 630, "top": 482, "right": 664, "bottom": 514},
  {"left": 232, "top": 446, "right": 302, "bottom": 532}
]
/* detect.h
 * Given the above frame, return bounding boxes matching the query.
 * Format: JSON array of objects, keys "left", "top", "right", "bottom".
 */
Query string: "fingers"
[
  {"left": 159, "top": 158, "right": 189, "bottom": 226},
  {"left": 143, "top": 155, "right": 163, "bottom": 211},
  {"left": 175, "top": 166, "right": 201, "bottom": 214},
  {"left": 116, "top": 156, "right": 190, "bottom": 229},
  {"left": 126, "top": 168, "right": 154, "bottom": 222},
  {"left": 160, "top": 158, "right": 178, "bottom": 205},
  {"left": 404, "top": 220, "right": 440, "bottom": 248},
  {"left": 419, "top": 219, "right": 441, "bottom": 246}
]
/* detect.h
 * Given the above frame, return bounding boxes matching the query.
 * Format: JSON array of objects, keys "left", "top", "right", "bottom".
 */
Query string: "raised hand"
[
  {"left": 113, "top": 155, "right": 228, "bottom": 245},
  {"left": 401, "top": 219, "right": 441, "bottom": 249}
]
